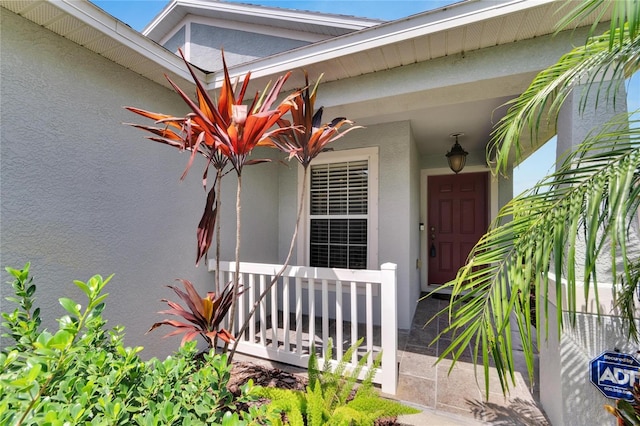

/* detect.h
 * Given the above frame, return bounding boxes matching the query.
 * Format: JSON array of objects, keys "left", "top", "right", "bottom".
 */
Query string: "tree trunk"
[{"left": 225, "top": 173, "right": 242, "bottom": 355}]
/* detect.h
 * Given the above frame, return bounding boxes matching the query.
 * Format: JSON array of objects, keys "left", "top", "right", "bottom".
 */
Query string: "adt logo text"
[{"left": 590, "top": 351, "right": 640, "bottom": 402}]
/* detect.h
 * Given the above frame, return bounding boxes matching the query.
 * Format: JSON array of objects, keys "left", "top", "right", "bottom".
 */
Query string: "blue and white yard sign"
[{"left": 589, "top": 351, "right": 640, "bottom": 401}]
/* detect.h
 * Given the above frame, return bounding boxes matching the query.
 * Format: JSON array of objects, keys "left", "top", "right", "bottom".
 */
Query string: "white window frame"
[{"left": 297, "top": 147, "right": 379, "bottom": 269}]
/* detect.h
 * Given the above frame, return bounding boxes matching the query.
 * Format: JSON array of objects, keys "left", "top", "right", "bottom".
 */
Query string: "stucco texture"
[
  {"left": 189, "top": 23, "right": 308, "bottom": 71},
  {"left": 0, "top": 9, "right": 250, "bottom": 359}
]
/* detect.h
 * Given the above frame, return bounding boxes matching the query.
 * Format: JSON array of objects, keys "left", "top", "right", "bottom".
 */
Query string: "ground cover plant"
[
  {"left": 0, "top": 263, "right": 265, "bottom": 425},
  {"left": 254, "top": 339, "right": 420, "bottom": 426},
  {"left": 1, "top": 264, "right": 416, "bottom": 425}
]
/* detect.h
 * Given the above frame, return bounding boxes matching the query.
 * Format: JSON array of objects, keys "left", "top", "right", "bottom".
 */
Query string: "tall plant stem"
[
  {"left": 215, "top": 169, "right": 223, "bottom": 295},
  {"left": 229, "top": 167, "right": 308, "bottom": 363},
  {"left": 226, "top": 172, "right": 242, "bottom": 354},
  {"left": 212, "top": 168, "right": 223, "bottom": 352}
]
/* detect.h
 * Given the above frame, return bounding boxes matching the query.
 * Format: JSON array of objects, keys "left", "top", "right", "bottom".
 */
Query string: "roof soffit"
[
  {"left": 211, "top": 0, "right": 567, "bottom": 88},
  {"left": 2, "top": 0, "right": 611, "bottom": 94},
  {"left": 0, "top": 0, "right": 204, "bottom": 91},
  {"left": 1, "top": 0, "right": 612, "bottom": 165}
]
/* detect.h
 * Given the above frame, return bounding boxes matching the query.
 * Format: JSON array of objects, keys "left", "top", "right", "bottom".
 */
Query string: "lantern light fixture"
[{"left": 446, "top": 132, "right": 468, "bottom": 174}]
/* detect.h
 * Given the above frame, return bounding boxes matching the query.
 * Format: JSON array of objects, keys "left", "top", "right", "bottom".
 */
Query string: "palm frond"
[
  {"left": 438, "top": 113, "right": 640, "bottom": 396},
  {"left": 556, "top": 0, "right": 640, "bottom": 49},
  {"left": 490, "top": 25, "right": 640, "bottom": 174}
]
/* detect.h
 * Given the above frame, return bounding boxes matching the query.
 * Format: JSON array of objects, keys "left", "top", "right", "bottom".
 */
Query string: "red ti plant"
[
  {"left": 262, "top": 71, "right": 361, "bottom": 168},
  {"left": 228, "top": 71, "right": 362, "bottom": 362},
  {"left": 126, "top": 50, "right": 300, "bottom": 347},
  {"left": 125, "top": 50, "right": 295, "bottom": 266},
  {"left": 147, "top": 279, "right": 237, "bottom": 348}
]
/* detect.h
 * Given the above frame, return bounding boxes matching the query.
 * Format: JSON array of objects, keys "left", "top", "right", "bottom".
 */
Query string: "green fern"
[
  {"left": 256, "top": 338, "right": 420, "bottom": 425},
  {"left": 258, "top": 387, "right": 305, "bottom": 426},
  {"left": 331, "top": 405, "right": 375, "bottom": 425},
  {"left": 306, "top": 380, "right": 327, "bottom": 426},
  {"left": 348, "top": 396, "right": 419, "bottom": 418},
  {"left": 356, "top": 349, "right": 382, "bottom": 398}
]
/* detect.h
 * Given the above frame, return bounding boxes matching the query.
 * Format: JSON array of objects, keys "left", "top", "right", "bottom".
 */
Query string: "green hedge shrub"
[{"left": 0, "top": 263, "right": 265, "bottom": 425}]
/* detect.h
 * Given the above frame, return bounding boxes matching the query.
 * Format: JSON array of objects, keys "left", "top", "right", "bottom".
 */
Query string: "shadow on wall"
[
  {"left": 466, "top": 397, "right": 550, "bottom": 425},
  {"left": 558, "top": 312, "right": 640, "bottom": 424}
]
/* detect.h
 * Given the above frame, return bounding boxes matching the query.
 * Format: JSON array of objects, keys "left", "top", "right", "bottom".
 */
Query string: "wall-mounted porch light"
[{"left": 446, "top": 133, "right": 468, "bottom": 174}]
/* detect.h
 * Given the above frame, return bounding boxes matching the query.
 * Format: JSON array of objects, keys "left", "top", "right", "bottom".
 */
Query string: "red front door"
[{"left": 428, "top": 172, "right": 488, "bottom": 285}]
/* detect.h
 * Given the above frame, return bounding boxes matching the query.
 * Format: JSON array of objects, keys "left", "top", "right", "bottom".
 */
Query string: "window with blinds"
[{"left": 309, "top": 159, "right": 368, "bottom": 269}]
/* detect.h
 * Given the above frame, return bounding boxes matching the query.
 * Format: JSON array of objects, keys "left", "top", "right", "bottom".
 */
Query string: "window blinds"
[{"left": 309, "top": 160, "right": 368, "bottom": 269}]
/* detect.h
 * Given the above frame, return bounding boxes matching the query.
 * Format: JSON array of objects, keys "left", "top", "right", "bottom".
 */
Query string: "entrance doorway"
[{"left": 427, "top": 172, "right": 488, "bottom": 285}]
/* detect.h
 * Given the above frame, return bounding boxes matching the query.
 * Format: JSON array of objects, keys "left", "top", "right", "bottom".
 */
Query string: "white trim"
[
  {"left": 419, "top": 165, "right": 497, "bottom": 291},
  {"left": 49, "top": 0, "right": 201, "bottom": 84},
  {"left": 158, "top": 17, "right": 189, "bottom": 47},
  {"left": 297, "top": 147, "right": 379, "bottom": 269},
  {"left": 184, "top": 20, "right": 191, "bottom": 62},
  {"left": 183, "top": 15, "right": 328, "bottom": 43},
  {"left": 215, "top": 0, "right": 557, "bottom": 84},
  {"left": 144, "top": 0, "right": 380, "bottom": 39},
  {"left": 17, "top": 0, "right": 565, "bottom": 94}
]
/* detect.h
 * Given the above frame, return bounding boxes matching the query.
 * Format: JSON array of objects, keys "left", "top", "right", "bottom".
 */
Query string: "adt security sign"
[{"left": 589, "top": 351, "right": 640, "bottom": 401}]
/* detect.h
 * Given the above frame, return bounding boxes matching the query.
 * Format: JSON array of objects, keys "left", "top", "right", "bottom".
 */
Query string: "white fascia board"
[
  {"left": 144, "top": 0, "right": 381, "bottom": 38},
  {"left": 54, "top": 0, "right": 203, "bottom": 84},
  {"left": 185, "top": 15, "right": 329, "bottom": 43},
  {"left": 158, "top": 16, "right": 190, "bottom": 47},
  {"left": 143, "top": 0, "right": 182, "bottom": 36},
  {"left": 175, "top": 0, "right": 381, "bottom": 29},
  {"left": 204, "top": 0, "right": 556, "bottom": 89}
]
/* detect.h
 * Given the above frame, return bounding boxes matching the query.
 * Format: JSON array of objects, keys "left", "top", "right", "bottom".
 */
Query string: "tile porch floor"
[{"left": 389, "top": 293, "right": 550, "bottom": 425}]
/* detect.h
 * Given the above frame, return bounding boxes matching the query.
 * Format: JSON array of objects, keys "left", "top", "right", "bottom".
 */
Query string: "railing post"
[{"left": 380, "top": 262, "right": 397, "bottom": 395}]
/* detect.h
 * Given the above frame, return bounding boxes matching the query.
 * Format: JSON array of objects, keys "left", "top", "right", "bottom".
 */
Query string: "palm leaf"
[
  {"left": 556, "top": 0, "right": 640, "bottom": 50},
  {"left": 437, "top": 114, "right": 640, "bottom": 396},
  {"left": 490, "top": 24, "right": 640, "bottom": 174}
]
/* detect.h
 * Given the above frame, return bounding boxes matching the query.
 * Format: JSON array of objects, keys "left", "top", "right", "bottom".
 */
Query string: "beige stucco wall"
[{"left": 0, "top": 9, "right": 278, "bottom": 359}]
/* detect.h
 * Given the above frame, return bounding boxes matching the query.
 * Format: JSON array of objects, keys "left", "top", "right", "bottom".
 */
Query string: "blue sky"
[{"left": 92, "top": 0, "right": 638, "bottom": 194}]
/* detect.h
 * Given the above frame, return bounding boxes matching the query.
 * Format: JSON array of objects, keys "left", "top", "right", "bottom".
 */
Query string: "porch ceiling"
[{"left": 356, "top": 95, "right": 518, "bottom": 161}]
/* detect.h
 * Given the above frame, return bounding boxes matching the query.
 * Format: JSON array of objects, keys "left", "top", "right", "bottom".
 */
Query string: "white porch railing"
[{"left": 208, "top": 261, "right": 398, "bottom": 395}]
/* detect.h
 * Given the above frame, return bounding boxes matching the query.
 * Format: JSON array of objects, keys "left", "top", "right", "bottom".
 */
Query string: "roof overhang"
[
  {"left": 143, "top": 0, "right": 383, "bottom": 42},
  {"left": 0, "top": 0, "right": 202, "bottom": 90},
  {"left": 1, "top": 0, "right": 611, "bottom": 164},
  {"left": 1, "top": 0, "right": 606, "bottom": 93}
]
